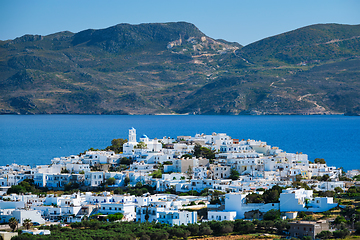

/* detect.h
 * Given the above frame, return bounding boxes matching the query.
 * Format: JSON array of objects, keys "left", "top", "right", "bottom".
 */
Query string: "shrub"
[
  {"left": 316, "top": 230, "right": 332, "bottom": 239},
  {"left": 263, "top": 209, "right": 281, "bottom": 221}
]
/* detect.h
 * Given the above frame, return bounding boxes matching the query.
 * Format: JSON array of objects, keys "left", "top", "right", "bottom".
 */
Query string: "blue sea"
[{"left": 0, "top": 115, "right": 359, "bottom": 170}]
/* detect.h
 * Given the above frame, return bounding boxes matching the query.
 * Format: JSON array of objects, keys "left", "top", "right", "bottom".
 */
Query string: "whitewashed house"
[
  {"left": 84, "top": 171, "right": 104, "bottom": 187},
  {"left": 97, "top": 203, "right": 136, "bottom": 221},
  {"left": 279, "top": 188, "right": 338, "bottom": 212},
  {"left": 157, "top": 209, "right": 197, "bottom": 226},
  {"left": 223, "top": 193, "right": 279, "bottom": 219}
]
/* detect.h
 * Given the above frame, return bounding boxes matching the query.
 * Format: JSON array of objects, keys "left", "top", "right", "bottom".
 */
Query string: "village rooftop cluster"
[{"left": 1, "top": 128, "right": 359, "bottom": 238}]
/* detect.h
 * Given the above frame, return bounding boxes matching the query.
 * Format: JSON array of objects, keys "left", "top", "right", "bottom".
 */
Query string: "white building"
[
  {"left": 208, "top": 211, "right": 237, "bottom": 221},
  {"left": 224, "top": 193, "right": 279, "bottom": 219},
  {"left": 157, "top": 209, "right": 197, "bottom": 226},
  {"left": 82, "top": 151, "right": 118, "bottom": 166},
  {"left": 84, "top": 172, "right": 104, "bottom": 187},
  {"left": 279, "top": 188, "right": 338, "bottom": 212},
  {"left": 12, "top": 209, "right": 46, "bottom": 225},
  {"left": 97, "top": 203, "right": 136, "bottom": 221}
]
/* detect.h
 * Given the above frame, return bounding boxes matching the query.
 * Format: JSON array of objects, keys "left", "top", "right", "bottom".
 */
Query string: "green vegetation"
[
  {"left": 10, "top": 217, "right": 292, "bottom": 240},
  {"left": 180, "top": 154, "right": 192, "bottom": 159},
  {"left": 119, "top": 157, "right": 132, "bottom": 165},
  {"left": 22, "top": 218, "right": 33, "bottom": 230},
  {"left": 8, "top": 217, "right": 18, "bottom": 232},
  {"left": 89, "top": 212, "right": 123, "bottom": 222},
  {"left": 229, "top": 168, "right": 240, "bottom": 180},
  {"left": 1, "top": 22, "right": 360, "bottom": 115},
  {"left": 105, "top": 138, "right": 128, "bottom": 154},
  {"left": 105, "top": 177, "right": 116, "bottom": 186},
  {"left": 61, "top": 168, "right": 70, "bottom": 173},
  {"left": 314, "top": 158, "right": 326, "bottom": 164},
  {"left": 354, "top": 175, "right": 360, "bottom": 181},
  {"left": 134, "top": 142, "right": 147, "bottom": 149},
  {"left": 346, "top": 186, "right": 360, "bottom": 197},
  {"left": 245, "top": 185, "right": 283, "bottom": 204},
  {"left": 7, "top": 179, "right": 44, "bottom": 195},
  {"left": 64, "top": 182, "right": 80, "bottom": 192},
  {"left": 193, "top": 143, "right": 215, "bottom": 160},
  {"left": 113, "top": 182, "right": 156, "bottom": 196},
  {"left": 150, "top": 169, "right": 163, "bottom": 179}
]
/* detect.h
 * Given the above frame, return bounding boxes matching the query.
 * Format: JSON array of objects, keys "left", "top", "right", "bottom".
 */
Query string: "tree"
[
  {"left": 229, "top": 168, "right": 240, "bottom": 180},
  {"left": 334, "top": 216, "right": 347, "bottom": 225},
  {"left": 22, "top": 218, "right": 32, "bottom": 230},
  {"left": 114, "top": 187, "right": 124, "bottom": 194},
  {"left": 316, "top": 230, "right": 333, "bottom": 239},
  {"left": 274, "top": 220, "right": 290, "bottom": 234},
  {"left": 355, "top": 222, "right": 360, "bottom": 234},
  {"left": 134, "top": 142, "right": 147, "bottom": 149},
  {"left": 210, "top": 190, "right": 225, "bottom": 204},
  {"left": 234, "top": 219, "right": 255, "bottom": 234},
  {"left": 107, "top": 212, "right": 123, "bottom": 222},
  {"left": 199, "top": 225, "right": 213, "bottom": 235},
  {"left": 263, "top": 187, "right": 281, "bottom": 203},
  {"left": 263, "top": 209, "right": 281, "bottom": 221},
  {"left": 181, "top": 154, "right": 192, "bottom": 159},
  {"left": 333, "top": 229, "right": 349, "bottom": 239},
  {"left": 150, "top": 170, "right": 162, "bottom": 179},
  {"left": 354, "top": 175, "right": 360, "bottom": 181},
  {"left": 321, "top": 174, "right": 330, "bottom": 181},
  {"left": 193, "top": 143, "right": 215, "bottom": 159},
  {"left": 7, "top": 179, "right": 40, "bottom": 195},
  {"left": 295, "top": 174, "right": 302, "bottom": 182},
  {"left": 246, "top": 193, "right": 264, "bottom": 203},
  {"left": 302, "top": 236, "right": 312, "bottom": 240},
  {"left": 64, "top": 182, "right": 80, "bottom": 192},
  {"left": 106, "top": 138, "right": 128, "bottom": 153},
  {"left": 106, "top": 177, "right": 116, "bottom": 186},
  {"left": 120, "top": 157, "right": 132, "bottom": 165},
  {"left": 186, "top": 165, "right": 193, "bottom": 180},
  {"left": 334, "top": 186, "right": 343, "bottom": 193},
  {"left": 8, "top": 217, "right": 18, "bottom": 232},
  {"left": 124, "top": 177, "right": 130, "bottom": 186},
  {"left": 314, "top": 158, "right": 326, "bottom": 164},
  {"left": 187, "top": 223, "right": 199, "bottom": 236}
]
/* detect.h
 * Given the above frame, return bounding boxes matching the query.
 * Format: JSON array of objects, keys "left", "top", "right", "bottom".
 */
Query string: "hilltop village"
[{"left": 1, "top": 128, "right": 360, "bottom": 239}]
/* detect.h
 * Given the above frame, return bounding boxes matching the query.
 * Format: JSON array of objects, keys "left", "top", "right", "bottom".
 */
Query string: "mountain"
[
  {"left": 237, "top": 23, "right": 360, "bottom": 66},
  {"left": 0, "top": 22, "right": 359, "bottom": 115}
]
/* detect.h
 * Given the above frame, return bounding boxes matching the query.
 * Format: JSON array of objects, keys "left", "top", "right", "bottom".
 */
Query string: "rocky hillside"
[{"left": 0, "top": 22, "right": 359, "bottom": 115}]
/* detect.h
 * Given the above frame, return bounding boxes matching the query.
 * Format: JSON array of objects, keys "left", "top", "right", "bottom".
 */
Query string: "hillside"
[{"left": 0, "top": 22, "right": 359, "bottom": 115}]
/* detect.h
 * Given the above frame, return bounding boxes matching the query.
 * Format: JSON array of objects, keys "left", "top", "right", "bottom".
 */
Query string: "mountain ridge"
[{"left": 0, "top": 22, "right": 359, "bottom": 115}]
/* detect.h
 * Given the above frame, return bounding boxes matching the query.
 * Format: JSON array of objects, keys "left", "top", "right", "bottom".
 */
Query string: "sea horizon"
[{"left": 1, "top": 114, "right": 359, "bottom": 171}]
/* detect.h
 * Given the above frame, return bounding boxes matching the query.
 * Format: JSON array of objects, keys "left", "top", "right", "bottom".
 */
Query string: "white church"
[{"left": 123, "top": 128, "right": 163, "bottom": 156}]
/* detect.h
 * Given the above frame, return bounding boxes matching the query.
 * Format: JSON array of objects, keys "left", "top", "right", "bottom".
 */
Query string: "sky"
[{"left": 0, "top": 0, "right": 359, "bottom": 46}]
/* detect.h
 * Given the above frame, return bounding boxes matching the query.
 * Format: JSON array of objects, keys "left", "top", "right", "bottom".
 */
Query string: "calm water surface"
[{"left": 0, "top": 115, "right": 359, "bottom": 170}]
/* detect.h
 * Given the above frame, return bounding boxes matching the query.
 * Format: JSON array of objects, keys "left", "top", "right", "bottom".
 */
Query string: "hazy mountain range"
[{"left": 1, "top": 22, "right": 359, "bottom": 115}]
